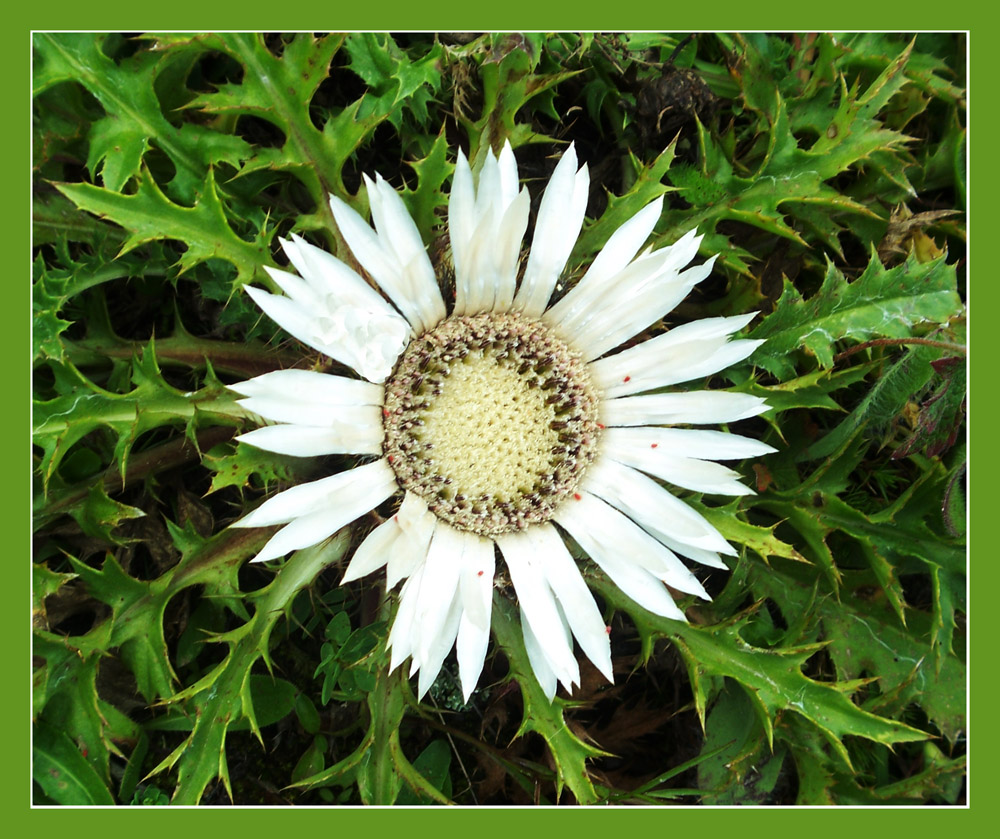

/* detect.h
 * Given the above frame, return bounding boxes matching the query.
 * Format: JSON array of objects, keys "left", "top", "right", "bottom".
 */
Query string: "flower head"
[{"left": 232, "top": 142, "right": 773, "bottom": 701}]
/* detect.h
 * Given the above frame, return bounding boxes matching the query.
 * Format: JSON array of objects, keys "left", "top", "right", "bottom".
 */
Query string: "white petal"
[
  {"left": 458, "top": 535, "right": 495, "bottom": 630},
  {"left": 230, "top": 369, "right": 383, "bottom": 407},
  {"left": 455, "top": 533, "right": 496, "bottom": 702},
  {"left": 452, "top": 144, "right": 529, "bottom": 317},
  {"left": 580, "top": 458, "right": 736, "bottom": 557},
  {"left": 416, "top": 594, "right": 464, "bottom": 699},
  {"left": 604, "top": 427, "right": 775, "bottom": 460},
  {"left": 496, "top": 140, "right": 519, "bottom": 207},
  {"left": 281, "top": 234, "right": 403, "bottom": 317},
  {"left": 236, "top": 397, "right": 381, "bottom": 430},
  {"left": 414, "top": 525, "right": 466, "bottom": 668},
  {"left": 491, "top": 189, "right": 530, "bottom": 312},
  {"left": 475, "top": 150, "right": 502, "bottom": 219},
  {"left": 574, "top": 197, "right": 665, "bottom": 290},
  {"left": 514, "top": 145, "right": 589, "bottom": 317},
  {"left": 244, "top": 286, "right": 343, "bottom": 361},
  {"left": 236, "top": 459, "right": 396, "bottom": 530},
  {"left": 529, "top": 524, "right": 613, "bottom": 682},
  {"left": 602, "top": 391, "right": 770, "bottom": 427},
  {"left": 236, "top": 421, "right": 383, "bottom": 457},
  {"left": 592, "top": 313, "right": 761, "bottom": 397},
  {"left": 496, "top": 529, "right": 580, "bottom": 690},
  {"left": 341, "top": 518, "right": 399, "bottom": 584},
  {"left": 389, "top": 565, "right": 425, "bottom": 672},
  {"left": 555, "top": 491, "right": 710, "bottom": 599},
  {"left": 459, "top": 203, "right": 500, "bottom": 315},
  {"left": 456, "top": 534, "right": 495, "bottom": 702},
  {"left": 386, "top": 492, "right": 437, "bottom": 590},
  {"left": 613, "top": 450, "right": 753, "bottom": 496},
  {"left": 556, "top": 495, "right": 687, "bottom": 619},
  {"left": 457, "top": 612, "right": 491, "bottom": 703},
  {"left": 544, "top": 197, "right": 663, "bottom": 330},
  {"left": 329, "top": 192, "right": 445, "bottom": 333},
  {"left": 244, "top": 285, "right": 406, "bottom": 383},
  {"left": 251, "top": 509, "right": 348, "bottom": 563},
  {"left": 668, "top": 544, "right": 729, "bottom": 570},
  {"left": 449, "top": 149, "right": 477, "bottom": 301},
  {"left": 369, "top": 174, "right": 447, "bottom": 328},
  {"left": 247, "top": 460, "right": 400, "bottom": 562},
  {"left": 602, "top": 429, "right": 769, "bottom": 496},
  {"left": 573, "top": 256, "right": 717, "bottom": 362},
  {"left": 520, "top": 609, "right": 558, "bottom": 700},
  {"left": 263, "top": 265, "right": 321, "bottom": 308}
]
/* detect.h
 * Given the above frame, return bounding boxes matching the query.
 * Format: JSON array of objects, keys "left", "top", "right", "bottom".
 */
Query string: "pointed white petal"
[
  {"left": 368, "top": 174, "right": 447, "bottom": 330},
  {"left": 236, "top": 396, "right": 381, "bottom": 430},
  {"left": 603, "top": 427, "right": 775, "bottom": 460},
  {"left": 602, "top": 391, "right": 770, "bottom": 427},
  {"left": 386, "top": 492, "right": 437, "bottom": 590},
  {"left": 233, "top": 474, "right": 338, "bottom": 529},
  {"left": 456, "top": 536, "right": 495, "bottom": 701},
  {"left": 475, "top": 150, "right": 502, "bottom": 219},
  {"left": 555, "top": 491, "right": 710, "bottom": 599},
  {"left": 615, "top": 450, "right": 753, "bottom": 496},
  {"left": 580, "top": 458, "right": 736, "bottom": 556},
  {"left": 491, "top": 189, "right": 530, "bottom": 312},
  {"left": 514, "top": 145, "right": 589, "bottom": 316},
  {"left": 236, "top": 421, "right": 383, "bottom": 457},
  {"left": 329, "top": 193, "right": 445, "bottom": 333},
  {"left": 592, "top": 313, "right": 760, "bottom": 397},
  {"left": 230, "top": 369, "right": 383, "bottom": 406},
  {"left": 341, "top": 517, "right": 398, "bottom": 583},
  {"left": 244, "top": 285, "right": 342, "bottom": 360},
  {"left": 555, "top": 495, "right": 687, "bottom": 619},
  {"left": 236, "top": 459, "right": 396, "bottom": 530},
  {"left": 457, "top": 612, "right": 491, "bottom": 703},
  {"left": 544, "top": 197, "right": 663, "bottom": 329},
  {"left": 452, "top": 144, "right": 528, "bottom": 317},
  {"left": 244, "top": 285, "right": 407, "bottom": 383},
  {"left": 529, "top": 524, "right": 613, "bottom": 682},
  {"left": 520, "top": 610, "right": 558, "bottom": 700},
  {"left": 449, "top": 150, "right": 477, "bottom": 305},
  {"left": 496, "top": 140, "right": 520, "bottom": 207},
  {"left": 458, "top": 534, "right": 495, "bottom": 630},
  {"left": 416, "top": 593, "right": 464, "bottom": 699},
  {"left": 389, "top": 565, "right": 425, "bottom": 672},
  {"left": 414, "top": 525, "right": 466, "bottom": 667},
  {"left": 602, "top": 429, "right": 764, "bottom": 495},
  {"left": 496, "top": 529, "right": 580, "bottom": 690},
  {"left": 252, "top": 509, "right": 346, "bottom": 562},
  {"left": 673, "top": 545, "right": 729, "bottom": 570},
  {"left": 460, "top": 203, "right": 500, "bottom": 315},
  {"left": 574, "top": 256, "right": 717, "bottom": 362},
  {"left": 282, "top": 234, "right": 403, "bottom": 317},
  {"left": 262, "top": 265, "right": 321, "bottom": 308}
]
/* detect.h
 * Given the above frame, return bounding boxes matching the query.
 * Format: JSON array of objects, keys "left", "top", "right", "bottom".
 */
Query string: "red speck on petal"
[
  {"left": 651, "top": 443, "right": 658, "bottom": 449},
  {"left": 605, "top": 626, "right": 612, "bottom": 635},
  {"left": 382, "top": 408, "right": 390, "bottom": 417},
  {"left": 597, "top": 423, "right": 605, "bottom": 429},
  {"left": 623, "top": 375, "right": 631, "bottom": 383},
  {"left": 393, "top": 515, "right": 399, "bottom": 522},
  {"left": 477, "top": 570, "right": 484, "bottom": 577},
  {"left": 573, "top": 493, "right": 582, "bottom": 500}
]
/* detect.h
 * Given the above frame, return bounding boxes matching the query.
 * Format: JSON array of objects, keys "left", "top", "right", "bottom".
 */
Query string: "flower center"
[{"left": 383, "top": 312, "right": 601, "bottom": 537}]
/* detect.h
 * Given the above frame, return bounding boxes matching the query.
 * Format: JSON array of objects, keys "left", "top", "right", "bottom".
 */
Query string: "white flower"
[{"left": 232, "top": 142, "right": 773, "bottom": 702}]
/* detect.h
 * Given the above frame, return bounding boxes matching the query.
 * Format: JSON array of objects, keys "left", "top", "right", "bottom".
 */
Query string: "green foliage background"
[{"left": 32, "top": 32, "right": 966, "bottom": 806}]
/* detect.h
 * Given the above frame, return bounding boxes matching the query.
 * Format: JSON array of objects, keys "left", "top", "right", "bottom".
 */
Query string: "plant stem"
[{"left": 834, "top": 337, "right": 966, "bottom": 363}]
